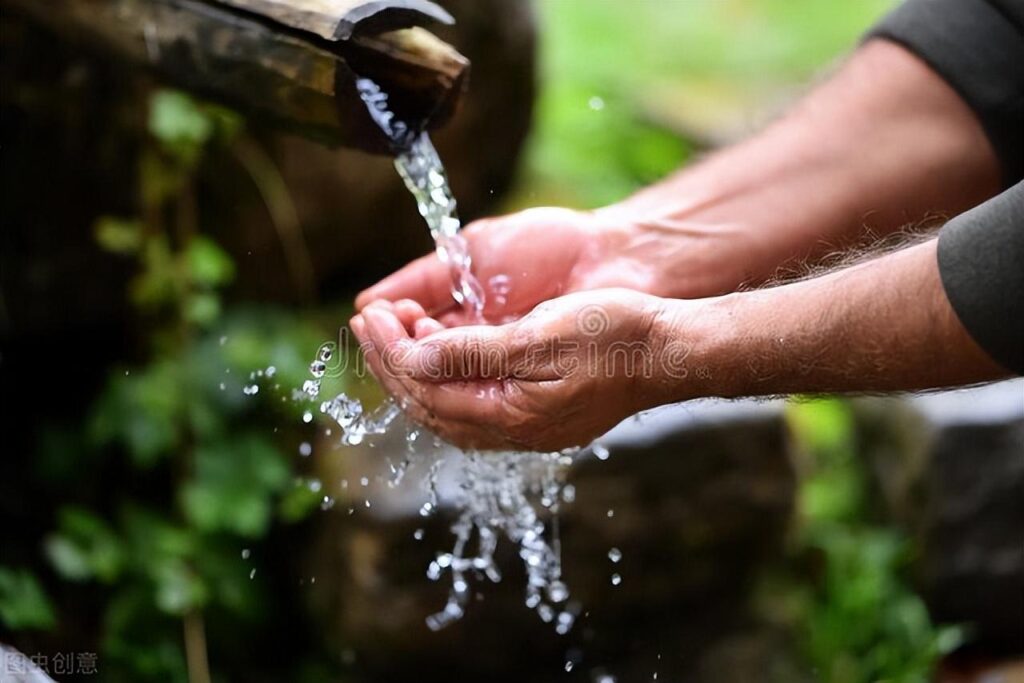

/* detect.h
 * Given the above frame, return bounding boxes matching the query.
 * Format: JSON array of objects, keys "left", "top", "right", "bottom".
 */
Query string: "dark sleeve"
[
  {"left": 937, "top": 182, "right": 1024, "bottom": 374},
  {"left": 867, "top": 0, "right": 1024, "bottom": 187}
]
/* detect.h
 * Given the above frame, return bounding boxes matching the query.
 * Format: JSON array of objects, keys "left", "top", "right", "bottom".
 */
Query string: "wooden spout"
[{"left": 1, "top": 0, "right": 470, "bottom": 153}]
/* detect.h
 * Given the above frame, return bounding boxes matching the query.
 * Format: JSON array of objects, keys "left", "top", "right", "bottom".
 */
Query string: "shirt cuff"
[{"left": 937, "top": 182, "right": 1024, "bottom": 374}]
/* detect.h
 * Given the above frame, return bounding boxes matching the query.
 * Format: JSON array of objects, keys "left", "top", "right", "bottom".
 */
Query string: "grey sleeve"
[
  {"left": 867, "top": 0, "right": 1024, "bottom": 186},
  {"left": 937, "top": 182, "right": 1024, "bottom": 374}
]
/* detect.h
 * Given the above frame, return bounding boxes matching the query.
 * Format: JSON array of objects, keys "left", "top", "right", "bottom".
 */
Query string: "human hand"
[
  {"left": 349, "top": 289, "right": 690, "bottom": 451},
  {"left": 355, "top": 207, "right": 668, "bottom": 326}
]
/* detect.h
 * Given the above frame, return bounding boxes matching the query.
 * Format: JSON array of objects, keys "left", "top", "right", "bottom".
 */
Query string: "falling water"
[{"left": 288, "top": 78, "right": 580, "bottom": 632}]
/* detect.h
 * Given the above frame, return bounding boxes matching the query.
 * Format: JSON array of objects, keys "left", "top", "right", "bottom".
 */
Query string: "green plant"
[
  {"left": 24, "top": 89, "right": 345, "bottom": 682},
  {"left": 782, "top": 399, "right": 962, "bottom": 683},
  {"left": 0, "top": 567, "right": 57, "bottom": 631}
]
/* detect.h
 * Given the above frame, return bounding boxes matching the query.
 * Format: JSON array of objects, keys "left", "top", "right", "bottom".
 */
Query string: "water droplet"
[
  {"left": 548, "top": 580, "right": 569, "bottom": 603},
  {"left": 562, "top": 484, "right": 576, "bottom": 503},
  {"left": 243, "top": 384, "right": 259, "bottom": 395},
  {"left": 299, "top": 442, "right": 312, "bottom": 457},
  {"left": 611, "top": 573, "right": 622, "bottom": 586},
  {"left": 241, "top": 548, "right": 251, "bottom": 559},
  {"left": 302, "top": 411, "right": 313, "bottom": 423},
  {"left": 592, "top": 443, "right": 610, "bottom": 461},
  {"left": 608, "top": 547, "right": 622, "bottom": 563},
  {"left": 249, "top": 568, "right": 256, "bottom": 580},
  {"left": 607, "top": 509, "right": 615, "bottom": 518},
  {"left": 413, "top": 528, "right": 424, "bottom": 540},
  {"left": 360, "top": 477, "right": 369, "bottom": 487},
  {"left": 588, "top": 95, "right": 605, "bottom": 111}
]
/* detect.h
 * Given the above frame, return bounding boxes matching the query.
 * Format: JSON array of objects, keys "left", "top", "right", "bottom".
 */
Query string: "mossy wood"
[{"left": 1, "top": 0, "right": 468, "bottom": 152}]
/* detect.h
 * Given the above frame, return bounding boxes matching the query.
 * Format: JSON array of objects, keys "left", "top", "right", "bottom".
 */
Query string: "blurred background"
[{"left": 2, "top": 0, "right": 1021, "bottom": 681}]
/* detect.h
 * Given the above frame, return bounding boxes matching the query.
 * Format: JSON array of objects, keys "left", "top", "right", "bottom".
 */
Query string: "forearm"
[
  {"left": 599, "top": 40, "right": 1001, "bottom": 299},
  {"left": 656, "top": 239, "right": 1009, "bottom": 404}
]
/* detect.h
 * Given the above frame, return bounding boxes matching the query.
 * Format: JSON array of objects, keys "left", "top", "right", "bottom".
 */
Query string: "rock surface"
[{"left": 307, "top": 401, "right": 800, "bottom": 682}]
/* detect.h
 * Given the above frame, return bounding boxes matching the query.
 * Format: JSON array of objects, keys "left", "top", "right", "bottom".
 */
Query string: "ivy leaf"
[{"left": 0, "top": 567, "right": 57, "bottom": 631}]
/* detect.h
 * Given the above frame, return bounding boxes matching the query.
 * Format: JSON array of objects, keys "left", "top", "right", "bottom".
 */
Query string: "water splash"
[{"left": 288, "top": 77, "right": 579, "bottom": 632}]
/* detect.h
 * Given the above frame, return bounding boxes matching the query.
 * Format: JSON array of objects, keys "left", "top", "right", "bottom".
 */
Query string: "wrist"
[
  {"left": 593, "top": 202, "right": 757, "bottom": 299},
  {"left": 645, "top": 294, "right": 747, "bottom": 407}
]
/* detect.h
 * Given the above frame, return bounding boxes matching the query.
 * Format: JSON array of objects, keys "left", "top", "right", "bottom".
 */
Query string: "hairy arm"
[
  {"left": 352, "top": 238, "right": 1011, "bottom": 451},
  {"left": 599, "top": 40, "right": 1002, "bottom": 299},
  {"left": 657, "top": 239, "right": 1008, "bottom": 405}
]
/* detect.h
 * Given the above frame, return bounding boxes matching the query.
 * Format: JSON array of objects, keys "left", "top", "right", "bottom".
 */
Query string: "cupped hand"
[
  {"left": 349, "top": 289, "right": 680, "bottom": 451},
  {"left": 355, "top": 207, "right": 662, "bottom": 326}
]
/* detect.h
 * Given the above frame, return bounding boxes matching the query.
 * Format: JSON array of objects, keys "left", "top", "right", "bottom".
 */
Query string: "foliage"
[
  {"left": 512, "top": 0, "right": 895, "bottom": 208},
  {"left": 782, "top": 399, "right": 962, "bottom": 683},
  {"left": 0, "top": 567, "right": 57, "bottom": 631},
  {"left": 13, "top": 89, "right": 347, "bottom": 682}
]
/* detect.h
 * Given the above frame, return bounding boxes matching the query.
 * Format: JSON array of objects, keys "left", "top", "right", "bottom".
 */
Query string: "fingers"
[
  {"left": 355, "top": 253, "right": 454, "bottom": 315},
  {"left": 414, "top": 317, "right": 445, "bottom": 339},
  {"left": 355, "top": 307, "right": 503, "bottom": 446},
  {"left": 394, "top": 323, "right": 529, "bottom": 383}
]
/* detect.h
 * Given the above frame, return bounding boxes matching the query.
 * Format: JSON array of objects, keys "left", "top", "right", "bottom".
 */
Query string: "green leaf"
[
  {"left": 181, "top": 435, "right": 289, "bottom": 537},
  {"left": 184, "top": 292, "right": 221, "bottom": 327},
  {"left": 44, "top": 507, "right": 125, "bottom": 583},
  {"left": 186, "top": 236, "right": 235, "bottom": 288},
  {"left": 130, "top": 234, "right": 180, "bottom": 310},
  {"left": 278, "top": 477, "right": 323, "bottom": 523},
  {"left": 90, "top": 360, "right": 182, "bottom": 467},
  {"left": 95, "top": 216, "right": 143, "bottom": 254},
  {"left": 153, "top": 561, "right": 208, "bottom": 615},
  {"left": 0, "top": 567, "right": 57, "bottom": 631},
  {"left": 149, "top": 90, "right": 213, "bottom": 165}
]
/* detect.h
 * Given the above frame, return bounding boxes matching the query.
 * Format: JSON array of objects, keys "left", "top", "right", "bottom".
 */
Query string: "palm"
[
  {"left": 357, "top": 207, "right": 615, "bottom": 324},
  {"left": 465, "top": 208, "right": 596, "bottom": 322}
]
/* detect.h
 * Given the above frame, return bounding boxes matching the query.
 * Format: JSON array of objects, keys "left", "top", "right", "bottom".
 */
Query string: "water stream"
[{"left": 292, "top": 78, "right": 581, "bottom": 632}]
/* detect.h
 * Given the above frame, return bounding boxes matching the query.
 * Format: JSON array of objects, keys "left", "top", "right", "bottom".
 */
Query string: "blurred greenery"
[
  {"left": 781, "top": 400, "right": 963, "bottom": 683},
  {"left": 0, "top": 567, "right": 57, "bottom": 631},
  {"left": 511, "top": 0, "right": 895, "bottom": 208},
  {"left": 12, "top": 88, "right": 355, "bottom": 682}
]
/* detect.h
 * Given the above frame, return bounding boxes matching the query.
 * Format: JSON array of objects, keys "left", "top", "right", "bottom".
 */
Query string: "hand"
[
  {"left": 355, "top": 207, "right": 667, "bottom": 325},
  {"left": 349, "top": 289, "right": 680, "bottom": 451}
]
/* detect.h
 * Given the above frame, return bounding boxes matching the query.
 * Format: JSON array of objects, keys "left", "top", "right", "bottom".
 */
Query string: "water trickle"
[{"left": 286, "top": 77, "right": 581, "bottom": 633}]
